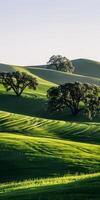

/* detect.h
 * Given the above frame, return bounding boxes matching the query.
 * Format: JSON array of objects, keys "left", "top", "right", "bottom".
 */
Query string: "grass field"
[
  {"left": 73, "top": 58, "right": 100, "bottom": 78},
  {"left": 0, "top": 61, "right": 100, "bottom": 199},
  {"left": 26, "top": 67, "right": 100, "bottom": 85},
  {"left": 0, "top": 173, "right": 100, "bottom": 200},
  {"left": 25, "top": 58, "right": 100, "bottom": 79}
]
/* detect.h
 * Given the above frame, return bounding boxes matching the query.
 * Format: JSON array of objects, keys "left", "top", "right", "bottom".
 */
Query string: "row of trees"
[
  {"left": 0, "top": 71, "right": 99, "bottom": 120},
  {"left": 47, "top": 82, "right": 100, "bottom": 120}
]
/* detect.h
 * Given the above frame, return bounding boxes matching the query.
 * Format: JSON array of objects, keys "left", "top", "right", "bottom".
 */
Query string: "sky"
[{"left": 0, "top": 0, "right": 100, "bottom": 65}]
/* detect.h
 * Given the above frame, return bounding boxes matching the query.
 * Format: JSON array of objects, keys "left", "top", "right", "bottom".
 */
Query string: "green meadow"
[{"left": 0, "top": 59, "right": 100, "bottom": 200}]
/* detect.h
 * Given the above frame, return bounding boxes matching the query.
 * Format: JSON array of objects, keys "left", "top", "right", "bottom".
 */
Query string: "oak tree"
[
  {"left": 47, "top": 55, "right": 75, "bottom": 73},
  {"left": 0, "top": 71, "right": 38, "bottom": 96}
]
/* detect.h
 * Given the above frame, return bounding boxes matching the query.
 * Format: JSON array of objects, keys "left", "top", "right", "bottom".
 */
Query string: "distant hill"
[
  {"left": 72, "top": 58, "right": 100, "bottom": 78},
  {"left": 26, "top": 58, "right": 100, "bottom": 79},
  {"left": 0, "top": 58, "right": 100, "bottom": 85},
  {"left": 27, "top": 67, "right": 100, "bottom": 86},
  {"left": 0, "top": 63, "right": 15, "bottom": 72}
]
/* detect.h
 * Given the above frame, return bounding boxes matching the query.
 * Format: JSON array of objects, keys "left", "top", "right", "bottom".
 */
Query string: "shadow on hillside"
[
  {"left": 0, "top": 149, "right": 98, "bottom": 183},
  {"left": 0, "top": 93, "right": 99, "bottom": 123},
  {"left": 0, "top": 169, "right": 99, "bottom": 199},
  {"left": 23, "top": 175, "right": 100, "bottom": 200},
  {"left": 0, "top": 93, "right": 48, "bottom": 118}
]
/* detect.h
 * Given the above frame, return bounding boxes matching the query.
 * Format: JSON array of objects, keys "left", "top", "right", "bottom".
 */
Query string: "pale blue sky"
[{"left": 0, "top": 0, "right": 100, "bottom": 65}]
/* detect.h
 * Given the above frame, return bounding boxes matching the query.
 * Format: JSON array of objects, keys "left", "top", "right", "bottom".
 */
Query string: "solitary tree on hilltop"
[
  {"left": 47, "top": 55, "right": 75, "bottom": 73},
  {"left": 0, "top": 71, "right": 38, "bottom": 96}
]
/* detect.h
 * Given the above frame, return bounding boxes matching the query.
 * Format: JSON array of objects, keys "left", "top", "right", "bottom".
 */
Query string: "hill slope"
[
  {"left": 0, "top": 173, "right": 100, "bottom": 200},
  {"left": 26, "top": 58, "right": 100, "bottom": 79},
  {"left": 26, "top": 67, "right": 100, "bottom": 85},
  {"left": 73, "top": 58, "right": 100, "bottom": 78},
  {"left": 0, "top": 132, "right": 100, "bottom": 182},
  {"left": 0, "top": 62, "right": 100, "bottom": 200},
  {"left": 0, "top": 58, "right": 100, "bottom": 85},
  {"left": 0, "top": 111, "right": 100, "bottom": 145}
]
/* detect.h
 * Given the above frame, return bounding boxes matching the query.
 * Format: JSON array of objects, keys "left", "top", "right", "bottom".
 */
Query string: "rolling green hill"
[
  {"left": 26, "top": 67, "right": 100, "bottom": 85},
  {"left": 0, "top": 132, "right": 100, "bottom": 182},
  {"left": 0, "top": 63, "right": 15, "bottom": 72},
  {"left": 25, "top": 58, "right": 100, "bottom": 79},
  {"left": 72, "top": 58, "right": 100, "bottom": 78},
  {"left": 0, "top": 111, "right": 100, "bottom": 145},
  {"left": 0, "top": 173, "right": 100, "bottom": 200},
  {"left": 0, "top": 58, "right": 100, "bottom": 86},
  {"left": 0, "top": 61, "right": 100, "bottom": 200}
]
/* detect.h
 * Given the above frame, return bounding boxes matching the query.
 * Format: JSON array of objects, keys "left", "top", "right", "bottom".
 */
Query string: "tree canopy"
[
  {"left": 0, "top": 71, "right": 38, "bottom": 96},
  {"left": 47, "top": 55, "right": 75, "bottom": 73},
  {"left": 47, "top": 82, "right": 100, "bottom": 120}
]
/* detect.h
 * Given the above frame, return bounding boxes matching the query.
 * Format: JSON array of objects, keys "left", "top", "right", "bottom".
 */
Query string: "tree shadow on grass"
[
  {"left": 0, "top": 150, "right": 97, "bottom": 183},
  {"left": 0, "top": 93, "right": 48, "bottom": 118},
  {"left": 0, "top": 93, "right": 99, "bottom": 123}
]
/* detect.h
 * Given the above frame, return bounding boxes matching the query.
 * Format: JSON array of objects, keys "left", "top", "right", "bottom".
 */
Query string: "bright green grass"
[
  {"left": 0, "top": 173, "right": 100, "bottom": 200},
  {"left": 0, "top": 132, "right": 100, "bottom": 182},
  {"left": 0, "top": 63, "right": 100, "bottom": 199},
  {"left": 0, "top": 66, "right": 57, "bottom": 119},
  {"left": 0, "top": 64, "right": 55, "bottom": 98},
  {"left": 0, "top": 111, "right": 100, "bottom": 145}
]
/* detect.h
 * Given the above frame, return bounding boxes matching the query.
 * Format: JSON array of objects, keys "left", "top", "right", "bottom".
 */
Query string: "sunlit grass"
[
  {"left": 0, "top": 63, "right": 100, "bottom": 200},
  {"left": 0, "top": 173, "right": 100, "bottom": 200},
  {"left": 0, "top": 173, "right": 99, "bottom": 193},
  {"left": 0, "top": 132, "right": 100, "bottom": 183},
  {"left": 0, "top": 111, "right": 100, "bottom": 144}
]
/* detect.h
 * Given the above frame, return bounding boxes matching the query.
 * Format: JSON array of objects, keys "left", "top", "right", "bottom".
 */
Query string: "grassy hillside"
[
  {"left": 0, "top": 132, "right": 100, "bottom": 182},
  {"left": 25, "top": 58, "right": 100, "bottom": 79},
  {"left": 0, "top": 173, "right": 100, "bottom": 200},
  {"left": 26, "top": 58, "right": 100, "bottom": 78},
  {"left": 26, "top": 67, "right": 100, "bottom": 85},
  {"left": 0, "top": 59, "right": 100, "bottom": 86},
  {"left": 73, "top": 58, "right": 100, "bottom": 78},
  {"left": 0, "top": 63, "right": 100, "bottom": 199},
  {"left": 0, "top": 111, "right": 100, "bottom": 145},
  {"left": 0, "top": 63, "right": 15, "bottom": 72}
]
